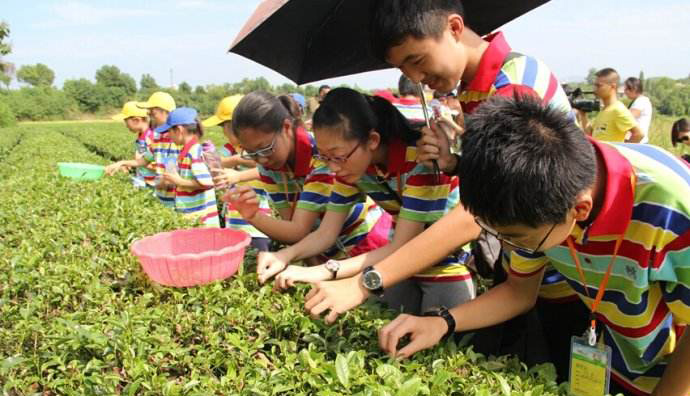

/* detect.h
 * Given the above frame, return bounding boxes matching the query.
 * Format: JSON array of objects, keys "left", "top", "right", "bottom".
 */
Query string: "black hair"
[
  {"left": 458, "top": 94, "right": 596, "bottom": 228},
  {"left": 312, "top": 87, "right": 421, "bottom": 145},
  {"left": 370, "top": 0, "right": 465, "bottom": 61},
  {"left": 671, "top": 118, "right": 689, "bottom": 147},
  {"left": 595, "top": 67, "right": 620, "bottom": 87},
  {"left": 174, "top": 118, "right": 204, "bottom": 138},
  {"left": 398, "top": 75, "right": 419, "bottom": 97},
  {"left": 232, "top": 91, "right": 301, "bottom": 136},
  {"left": 318, "top": 85, "right": 331, "bottom": 95},
  {"left": 624, "top": 77, "right": 643, "bottom": 94}
]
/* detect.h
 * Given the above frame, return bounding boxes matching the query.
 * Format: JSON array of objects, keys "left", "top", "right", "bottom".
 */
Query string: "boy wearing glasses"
[
  {"left": 381, "top": 94, "right": 690, "bottom": 396},
  {"left": 577, "top": 67, "right": 644, "bottom": 143}
]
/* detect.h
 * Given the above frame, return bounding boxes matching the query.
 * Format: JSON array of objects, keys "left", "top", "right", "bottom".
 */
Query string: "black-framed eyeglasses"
[
  {"left": 314, "top": 142, "right": 360, "bottom": 165},
  {"left": 474, "top": 217, "right": 556, "bottom": 254},
  {"left": 241, "top": 134, "right": 278, "bottom": 160}
]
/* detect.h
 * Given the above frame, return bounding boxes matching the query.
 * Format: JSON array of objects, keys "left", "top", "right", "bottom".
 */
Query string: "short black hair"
[
  {"left": 370, "top": 0, "right": 465, "bottom": 61},
  {"left": 398, "top": 75, "right": 418, "bottom": 97},
  {"left": 318, "top": 85, "right": 331, "bottom": 95},
  {"left": 672, "top": 118, "right": 689, "bottom": 147},
  {"left": 595, "top": 67, "right": 620, "bottom": 87},
  {"left": 458, "top": 95, "right": 596, "bottom": 228}
]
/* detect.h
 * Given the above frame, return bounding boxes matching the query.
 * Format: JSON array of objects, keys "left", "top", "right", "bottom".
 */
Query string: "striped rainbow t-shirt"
[
  {"left": 258, "top": 127, "right": 385, "bottom": 260},
  {"left": 174, "top": 140, "right": 220, "bottom": 227},
  {"left": 327, "top": 138, "right": 472, "bottom": 283},
  {"left": 509, "top": 139, "right": 690, "bottom": 395}
]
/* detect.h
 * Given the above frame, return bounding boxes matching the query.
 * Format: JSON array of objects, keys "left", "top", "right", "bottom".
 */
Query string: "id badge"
[{"left": 569, "top": 336, "right": 612, "bottom": 396}]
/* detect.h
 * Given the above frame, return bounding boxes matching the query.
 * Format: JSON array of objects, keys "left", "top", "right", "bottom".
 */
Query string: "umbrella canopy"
[{"left": 229, "top": 0, "right": 549, "bottom": 84}]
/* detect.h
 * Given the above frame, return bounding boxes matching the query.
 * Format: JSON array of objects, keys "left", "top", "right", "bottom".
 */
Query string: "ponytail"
[
  {"left": 313, "top": 87, "right": 420, "bottom": 144},
  {"left": 232, "top": 91, "right": 301, "bottom": 135}
]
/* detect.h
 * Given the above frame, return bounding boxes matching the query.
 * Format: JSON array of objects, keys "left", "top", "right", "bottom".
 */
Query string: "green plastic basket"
[{"left": 57, "top": 162, "right": 105, "bottom": 181}]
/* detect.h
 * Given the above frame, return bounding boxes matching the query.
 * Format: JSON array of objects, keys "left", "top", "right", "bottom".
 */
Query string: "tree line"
[{"left": 0, "top": 21, "right": 688, "bottom": 127}]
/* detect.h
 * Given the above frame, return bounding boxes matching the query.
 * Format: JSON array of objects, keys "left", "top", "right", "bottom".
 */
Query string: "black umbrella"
[{"left": 229, "top": 0, "right": 550, "bottom": 84}]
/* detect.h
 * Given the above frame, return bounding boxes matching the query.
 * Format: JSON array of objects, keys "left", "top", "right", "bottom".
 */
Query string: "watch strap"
[{"left": 424, "top": 307, "right": 456, "bottom": 340}]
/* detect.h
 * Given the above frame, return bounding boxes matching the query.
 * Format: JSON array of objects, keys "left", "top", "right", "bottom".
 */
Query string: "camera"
[{"left": 563, "top": 86, "right": 601, "bottom": 113}]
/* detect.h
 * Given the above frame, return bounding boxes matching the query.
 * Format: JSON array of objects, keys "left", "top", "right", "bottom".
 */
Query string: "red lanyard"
[{"left": 177, "top": 137, "right": 198, "bottom": 163}]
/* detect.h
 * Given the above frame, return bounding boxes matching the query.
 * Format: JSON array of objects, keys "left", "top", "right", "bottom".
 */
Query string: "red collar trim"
[
  {"left": 291, "top": 126, "right": 312, "bottom": 177},
  {"left": 462, "top": 31, "right": 512, "bottom": 93},
  {"left": 366, "top": 138, "right": 407, "bottom": 176},
  {"left": 396, "top": 97, "right": 420, "bottom": 106},
  {"left": 224, "top": 143, "right": 237, "bottom": 155},
  {"left": 586, "top": 137, "right": 635, "bottom": 237}
]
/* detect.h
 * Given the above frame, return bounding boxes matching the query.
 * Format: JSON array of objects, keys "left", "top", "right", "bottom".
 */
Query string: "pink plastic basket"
[{"left": 131, "top": 228, "right": 250, "bottom": 287}]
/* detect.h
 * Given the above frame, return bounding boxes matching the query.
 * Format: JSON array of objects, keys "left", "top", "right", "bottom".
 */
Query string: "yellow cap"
[
  {"left": 202, "top": 95, "right": 243, "bottom": 127},
  {"left": 137, "top": 91, "right": 176, "bottom": 112},
  {"left": 112, "top": 101, "right": 149, "bottom": 121}
]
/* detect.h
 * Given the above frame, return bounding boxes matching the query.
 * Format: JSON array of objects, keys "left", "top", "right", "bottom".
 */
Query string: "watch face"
[
  {"left": 363, "top": 269, "right": 382, "bottom": 290},
  {"left": 325, "top": 260, "right": 339, "bottom": 272}
]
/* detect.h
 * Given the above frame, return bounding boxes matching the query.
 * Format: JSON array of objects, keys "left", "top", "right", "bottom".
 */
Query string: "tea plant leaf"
[{"left": 335, "top": 353, "right": 350, "bottom": 388}]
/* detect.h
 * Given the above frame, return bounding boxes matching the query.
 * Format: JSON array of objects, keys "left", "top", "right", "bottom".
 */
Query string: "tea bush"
[{"left": 0, "top": 122, "right": 565, "bottom": 395}]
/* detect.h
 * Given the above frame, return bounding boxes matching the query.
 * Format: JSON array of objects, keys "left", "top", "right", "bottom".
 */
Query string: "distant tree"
[
  {"left": 16, "top": 63, "right": 55, "bottom": 87},
  {"left": 140, "top": 73, "right": 159, "bottom": 91},
  {"left": 0, "top": 21, "right": 13, "bottom": 88},
  {"left": 63, "top": 78, "right": 105, "bottom": 113},
  {"left": 585, "top": 68, "right": 598, "bottom": 85},
  {"left": 178, "top": 81, "right": 192, "bottom": 95},
  {"left": 95, "top": 65, "right": 137, "bottom": 108},
  {"left": 95, "top": 65, "right": 136, "bottom": 96},
  {"left": 194, "top": 85, "right": 206, "bottom": 95},
  {"left": 638, "top": 70, "right": 645, "bottom": 90}
]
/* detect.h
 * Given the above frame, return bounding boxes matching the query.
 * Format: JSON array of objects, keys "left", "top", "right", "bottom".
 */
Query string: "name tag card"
[{"left": 569, "top": 336, "right": 612, "bottom": 396}]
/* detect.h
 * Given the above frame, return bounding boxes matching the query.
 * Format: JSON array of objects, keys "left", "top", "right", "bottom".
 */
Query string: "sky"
[{"left": 2, "top": 0, "right": 689, "bottom": 90}]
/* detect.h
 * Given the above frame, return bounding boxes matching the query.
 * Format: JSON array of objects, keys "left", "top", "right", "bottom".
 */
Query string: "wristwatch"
[
  {"left": 361, "top": 266, "right": 384, "bottom": 297},
  {"left": 324, "top": 259, "right": 340, "bottom": 280},
  {"left": 423, "top": 306, "right": 456, "bottom": 340}
]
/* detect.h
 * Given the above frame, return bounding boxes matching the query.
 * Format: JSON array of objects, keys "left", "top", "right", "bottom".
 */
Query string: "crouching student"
[
  {"left": 259, "top": 88, "right": 474, "bottom": 316},
  {"left": 224, "top": 91, "right": 391, "bottom": 273},
  {"left": 157, "top": 107, "right": 219, "bottom": 227},
  {"left": 105, "top": 101, "right": 156, "bottom": 188},
  {"left": 105, "top": 92, "right": 178, "bottom": 207},
  {"left": 381, "top": 95, "right": 690, "bottom": 396},
  {"left": 203, "top": 95, "right": 273, "bottom": 251}
]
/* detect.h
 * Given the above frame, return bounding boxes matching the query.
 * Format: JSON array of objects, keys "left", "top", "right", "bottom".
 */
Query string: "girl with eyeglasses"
[
  {"left": 258, "top": 88, "right": 474, "bottom": 315},
  {"left": 225, "top": 91, "right": 391, "bottom": 275},
  {"left": 671, "top": 118, "right": 690, "bottom": 163}
]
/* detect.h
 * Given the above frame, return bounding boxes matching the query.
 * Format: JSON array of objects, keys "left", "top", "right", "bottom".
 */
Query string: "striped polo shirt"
[
  {"left": 461, "top": 31, "right": 576, "bottom": 300},
  {"left": 258, "top": 127, "right": 385, "bottom": 260},
  {"left": 218, "top": 143, "right": 271, "bottom": 238},
  {"left": 134, "top": 128, "right": 156, "bottom": 187},
  {"left": 392, "top": 97, "right": 431, "bottom": 127},
  {"left": 458, "top": 31, "right": 571, "bottom": 116},
  {"left": 173, "top": 139, "right": 220, "bottom": 227},
  {"left": 509, "top": 139, "right": 690, "bottom": 395},
  {"left": 328, "top": 138, "right": 472, "bottom": 282},
  {"left": 144, "top": 131, "right": 180, "bottom": 208}
]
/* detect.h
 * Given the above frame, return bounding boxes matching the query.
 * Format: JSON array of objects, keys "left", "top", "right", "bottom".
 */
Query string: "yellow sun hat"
[
  {"left": 202, "top": 95, "right": 244, "bottom": 127},
  {"left": 112, "top": 101, "right": 149, "bottom": 121},
  {"left": 137, "top": 91, "right": 176, "bottom": 112}
]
